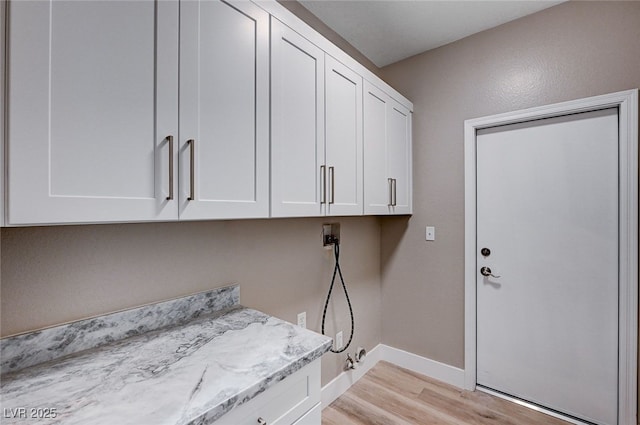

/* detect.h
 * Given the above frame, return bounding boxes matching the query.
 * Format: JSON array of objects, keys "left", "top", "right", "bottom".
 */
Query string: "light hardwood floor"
[{"left": 322, "top": 361, "right": 571, "bottom": 425}]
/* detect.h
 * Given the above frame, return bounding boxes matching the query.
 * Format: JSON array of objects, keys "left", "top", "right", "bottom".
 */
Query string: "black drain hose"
[{"left": 321, "top": 241, "right": 354, "bottom": 354}]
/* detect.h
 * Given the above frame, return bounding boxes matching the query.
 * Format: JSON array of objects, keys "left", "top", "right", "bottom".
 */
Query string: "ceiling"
[{"left": 298, "top": 0, "right": 565, "bottom": 67}]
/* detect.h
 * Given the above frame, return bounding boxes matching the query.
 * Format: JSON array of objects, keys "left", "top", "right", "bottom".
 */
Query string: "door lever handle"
[{"left": 480, "top": 267, "right": 500, "bottom": 278}]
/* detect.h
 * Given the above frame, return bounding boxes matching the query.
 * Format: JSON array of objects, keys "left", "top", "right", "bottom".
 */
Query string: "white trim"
[
  {"left": 463, "top": 108, "right": 478, "bottom": 391},
  {"left": 321, "top": 344, "right": 465, "bottom": 408},
  {"left": 463, "top": 89, "right": 639, "bottom": 425},
  {"left": 251, "top": 0, "right": 413, "bottom": 112},
  {"left": 617, "top": 89, "right": 639, "bottom": 425},
  {"left": 379, "top": 344, "right": 465, "bottom": 388},
  {"left": 321, "top": 344, "right": 382, "bottom": 407}
]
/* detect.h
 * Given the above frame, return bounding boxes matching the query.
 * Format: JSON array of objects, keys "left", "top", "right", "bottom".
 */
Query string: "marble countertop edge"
[{"left": 189, "top": 339, "right": 332, "bottom": 425}]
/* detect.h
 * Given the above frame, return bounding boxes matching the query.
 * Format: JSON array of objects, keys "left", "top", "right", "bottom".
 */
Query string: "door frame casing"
[{"left": 463, "top": 89, "right": 638, "bottom": 424}]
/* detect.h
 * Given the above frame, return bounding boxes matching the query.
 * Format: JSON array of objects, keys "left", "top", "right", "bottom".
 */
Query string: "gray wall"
[
  {"left": 1, "top": 218, "right": 381, "bottom": 385},
  {"left": 379, "top": 0, "right": 639, "bottom": 418}
]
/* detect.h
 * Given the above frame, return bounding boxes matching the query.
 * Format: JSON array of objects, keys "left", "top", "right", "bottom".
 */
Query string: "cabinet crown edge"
[{"left": 252, "top": 0, "right": 413, "bottom": 112}]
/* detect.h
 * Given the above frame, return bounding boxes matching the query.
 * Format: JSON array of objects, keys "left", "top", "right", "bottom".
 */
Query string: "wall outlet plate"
[
  {"left": 335, "top": 331, "right": 343, "bottom": 350},
  {"left": 297, "top": 312, "right": 306, "bottom": 329}
]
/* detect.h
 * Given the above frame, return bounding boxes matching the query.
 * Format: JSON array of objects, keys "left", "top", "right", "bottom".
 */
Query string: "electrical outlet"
[
  {"left": 297, "top": 312, "right": 306, "bottom": 329},
  {"left": 335, "top": 331, "right": 343, "bottom": 350}
]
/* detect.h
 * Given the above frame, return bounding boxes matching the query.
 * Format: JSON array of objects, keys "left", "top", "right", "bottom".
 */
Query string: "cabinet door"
[
  {"left": 214, "top": 360, "right": 321, "bottom": 425},
  {"left": 363, "top": 82, "right": 392, "bottom": 214},
  {"left": 179, "top": 0, "right": 269, "bottom": 220},
  {"left": 291, "top": 403, "right": 321, "bottom": 425},
  {"left": 325, "top": 56, "right": 363, "bottom": 216},
  {"left": 7, "top": 0, "right": 178, "bottom": 225},
  {"left": 363, "top": 82, "right": 412, "bottom": 215},
  {"left": 387, "top": 100, "right": 412, "bottom": 214},
  {"left": 271, "top": 19, "right": 325, "bottom": 217}
]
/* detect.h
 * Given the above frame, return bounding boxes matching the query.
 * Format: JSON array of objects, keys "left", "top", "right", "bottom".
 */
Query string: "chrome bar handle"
[
  {"left": 329, "top": 166, "right": 335, "bottom": 204},
  {"left": 187, "top": 139, "right": 195, "bottom": 201},
  {"left": 320, "top": 165, "right": 326, "bottom": 204},
  {"left": 392, "top": 178, "right": 397, "bottom": 206},
  {"left": 166, "top": 135, "right": 174, "bottom": 201},
  {"left": 388, "top": 178, "right": 393, "bottom": 206}
]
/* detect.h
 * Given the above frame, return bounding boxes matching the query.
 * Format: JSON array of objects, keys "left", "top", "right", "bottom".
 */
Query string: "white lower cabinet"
[
  {"left": 214, "top": 360, "right": 321, "bottom": 425},
  {"left": 292, "top": 403, "right": 321, "bottom": 425}
]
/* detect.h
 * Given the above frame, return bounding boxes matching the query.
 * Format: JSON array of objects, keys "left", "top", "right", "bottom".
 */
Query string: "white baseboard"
[
  {"left": 321, "top": 344, "right": 465, "bottom": 407},
  {"left": 379, "top": 344, "right": 465, "bottom": 388},
  {"left": 320, "top": 344, "right": 382, "bottom": 407}
]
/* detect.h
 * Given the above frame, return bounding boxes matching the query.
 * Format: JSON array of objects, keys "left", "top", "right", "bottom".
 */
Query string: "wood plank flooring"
[{"left": 322, "top": 361, "right": 571, "bottom": 425}]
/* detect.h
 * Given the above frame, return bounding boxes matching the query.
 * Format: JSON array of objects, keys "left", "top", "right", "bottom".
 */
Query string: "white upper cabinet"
[
  {"left": 179, "top": 0, "right": 269, "bottom": 220},
  {"left": 363, "top": 83, "right": 389, "bottom": 215},
  {"left": 6, "top": 0, "right": 179, "bottom": 225},
  {"left": 271, "top": 19, "right": 325, "bottom": 217},
  {"left": 324, "top": 56, "right": 363, "bottom": 216},
  {"left": 387, "top": 98, "right": 412, "bottom": 214},
  {"left": 4, "top": 0, "right": 411, "bottom": 225},
  {"left": 6, "top": 0, "right": 269, "bottom": 225},
  {"left": 364, "top": 81, "right": 413, "bottom": 215},
  {"left": 271, "top": 19, "right": 364, "bottom": 218}
]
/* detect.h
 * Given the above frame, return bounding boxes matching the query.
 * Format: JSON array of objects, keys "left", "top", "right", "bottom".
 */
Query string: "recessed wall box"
[{"left": 323, "top": 223, "right": 341, "bottom": 246}]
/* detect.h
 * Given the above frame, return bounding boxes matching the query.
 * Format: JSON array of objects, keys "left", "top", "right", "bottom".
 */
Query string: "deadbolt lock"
[{"left": 481, "top": 247, "right": 491, "bottom": 257}]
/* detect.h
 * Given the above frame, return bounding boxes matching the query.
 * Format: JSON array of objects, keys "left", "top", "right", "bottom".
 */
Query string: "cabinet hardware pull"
[
  {"left": 329, "top": 166, "right": 335, "bottom": 204},
  {"left": 257, "top": 418, "right": 267, "bottom": 425},
  {"left": 392, "top": 178, "right": 397, "bottom": 206},
  {"left": 388, "top": 178, "right": 393, "bottom": 206},
  {"left": 320, "top": 165, "right": 326, "bottom": 204},
  {"left": 166, "top": 135, "right": 174, "bottom": 200},
  {"left": 187, "top": 139, "right": 195, "bottom": 201}
]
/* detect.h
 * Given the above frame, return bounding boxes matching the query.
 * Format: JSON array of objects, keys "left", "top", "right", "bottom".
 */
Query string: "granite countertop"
[{"left": 0, "top": 285, "right": 332, "bottom": 425}]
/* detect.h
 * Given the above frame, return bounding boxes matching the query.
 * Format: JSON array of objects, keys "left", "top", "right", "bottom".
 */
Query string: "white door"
[
  {"left": 271, "top": 19, "right": 325, "bottom": 217},
  {"left": 325, "top": 56, "right": 363, "bottom": 216},
  {"left": 7, "top": 0, "right": 178, "bottom": 225},
  {"left": 476, "top": 108, "right": 619, "bottom": 425},
  {"left": 179, "top": 0, "right": 269, "bottom": 220}
]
